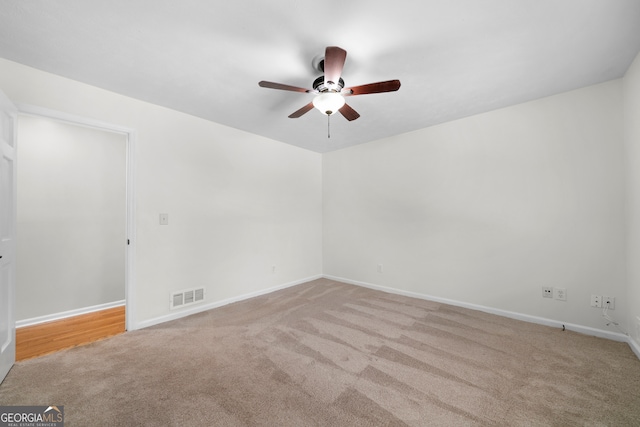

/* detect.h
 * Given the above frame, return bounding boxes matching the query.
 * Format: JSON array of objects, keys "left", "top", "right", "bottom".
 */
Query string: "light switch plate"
[{"left": 159, "top": 213, "right": 169, "bottom": 225}]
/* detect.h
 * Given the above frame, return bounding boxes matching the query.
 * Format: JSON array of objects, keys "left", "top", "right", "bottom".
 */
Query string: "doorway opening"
[{"left": 14, "top": 105, "right": 135, "bottom": 358}]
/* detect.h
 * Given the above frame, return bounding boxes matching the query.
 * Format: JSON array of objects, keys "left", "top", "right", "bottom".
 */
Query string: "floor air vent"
[{"left": 170, "top": 287, "right": 205, "bottom": 309}]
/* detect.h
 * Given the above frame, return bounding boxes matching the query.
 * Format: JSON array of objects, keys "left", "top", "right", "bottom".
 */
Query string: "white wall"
[
  {"left": 16, "top": 115, "right": 126, "bottom": 320},
  {"left": 2, "top": 55, "right": 635, "bottom": 340},
  {"left": 324, "top": 80, "right": 627, "bottom": 333},
  {"left": 624, "top": 51, "right": 640, "bottom": 350},
  {"left": 0, "top": 58, "right": 323, "bottom": 328}
]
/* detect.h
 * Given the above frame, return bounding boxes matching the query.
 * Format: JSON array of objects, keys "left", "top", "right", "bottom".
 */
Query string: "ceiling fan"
[{"left": 258, "top": 46, "right": 401, "bottom": 124}]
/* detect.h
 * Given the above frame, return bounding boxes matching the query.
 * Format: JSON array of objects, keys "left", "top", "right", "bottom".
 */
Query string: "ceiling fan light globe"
[{"left": 313, "top": 92, "right": 345, "bottom": 116}]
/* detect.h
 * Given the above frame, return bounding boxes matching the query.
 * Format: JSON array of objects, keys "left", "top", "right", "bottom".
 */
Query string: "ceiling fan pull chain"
[{"left": 327, "top": 114, "right": 331, "bottom": 138}]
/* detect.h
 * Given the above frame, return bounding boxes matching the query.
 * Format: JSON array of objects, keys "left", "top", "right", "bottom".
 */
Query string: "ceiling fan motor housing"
[{"left": 313, "top": 76, "right": 345, "bottom": 93}]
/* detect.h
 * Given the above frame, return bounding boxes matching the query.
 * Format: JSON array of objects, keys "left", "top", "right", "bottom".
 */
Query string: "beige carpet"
[{"left": 1, "top": 278, "right": 639, "bottom": 426}]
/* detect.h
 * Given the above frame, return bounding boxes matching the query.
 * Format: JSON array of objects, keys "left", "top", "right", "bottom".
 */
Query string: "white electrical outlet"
[
  {"left": 602, "top": 296, "right": 615, "bottom": 310},
  {"left": 272, "top": 265, "right": 276, "bottom": 274},
  {"left": 377, "top": 264, "right": 383, "bottom": 273},
  {"left": 591, "top": 295, "right": 602, "bottom": 308},
  {"left": 554, "top": 288, "right": 566, "bottom": 301},
  {"left": 542, "top": 287, "right": 553, "bottom": 298}
]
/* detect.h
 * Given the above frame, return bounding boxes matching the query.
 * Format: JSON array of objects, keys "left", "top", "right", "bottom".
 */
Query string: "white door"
[{"left": 0, "top": 90, "right": 17, "bottom": 383}]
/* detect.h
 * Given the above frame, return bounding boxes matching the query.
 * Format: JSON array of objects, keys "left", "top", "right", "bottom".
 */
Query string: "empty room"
[{"left": 1, "top": 1, "right": 640, "bottom": 425}]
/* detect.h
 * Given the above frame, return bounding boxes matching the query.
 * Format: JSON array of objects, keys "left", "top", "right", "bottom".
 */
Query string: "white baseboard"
[
  {"left": 16, "top": 300, "right": 126, "bottom": 328},
  {"left": 135, "top": 275, "right": 323, "bottom": 330},
  {"left": 323, "top": 275, "right": 631, "bottom": 344},
  {"left": 132, "top": 273, "right": 640, "bottom": 361}
]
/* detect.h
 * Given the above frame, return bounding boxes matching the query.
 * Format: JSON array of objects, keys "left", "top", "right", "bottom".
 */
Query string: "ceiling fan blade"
[
  {"left": 259, "top": 81, "right": 311, "bottom": 93},
  {"left": 288, "top": 102, "right": 314, "bottom": 118},
  {"left": 324, "top": 46, "right": 347, "bottom": 86},
  {"left": 338, "top": 103, "right": 360, "bottom": 121},
  {"left": 343, "top": 79, "right": 401, "bottom": 96}
]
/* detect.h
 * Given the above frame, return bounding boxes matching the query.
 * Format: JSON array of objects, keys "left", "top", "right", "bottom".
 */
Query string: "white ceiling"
[{"left": 1, "top": 1, "right": 639, "bottom": 153}]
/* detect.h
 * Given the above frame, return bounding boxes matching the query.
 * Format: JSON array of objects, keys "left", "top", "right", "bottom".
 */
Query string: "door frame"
[
  {"left": 0, "top": 90, "right": 17, "bottom": 383},
  {"left": 17, "top": 104, "right": 137, "bottom": 331}
]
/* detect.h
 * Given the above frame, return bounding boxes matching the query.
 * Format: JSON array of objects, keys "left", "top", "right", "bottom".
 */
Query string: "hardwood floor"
[{"left": 15, "top": 306, "right": 125, "bottom": 361}]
